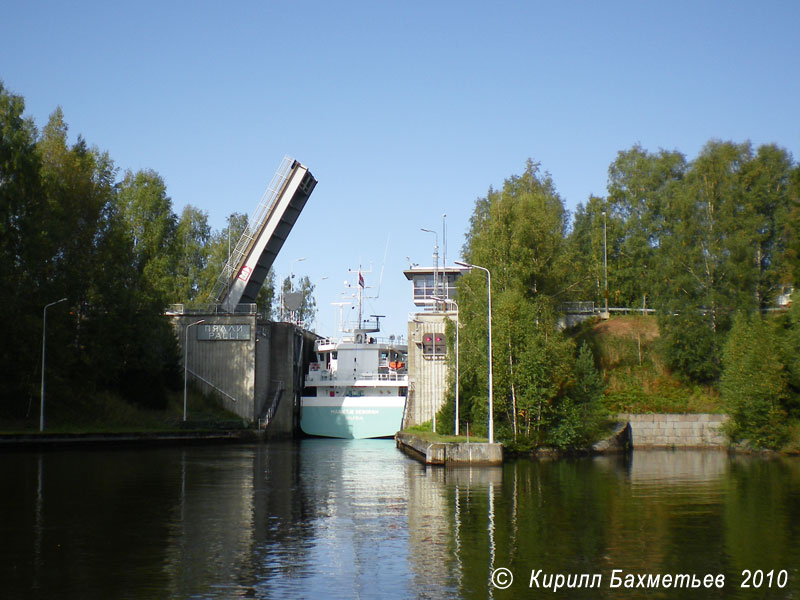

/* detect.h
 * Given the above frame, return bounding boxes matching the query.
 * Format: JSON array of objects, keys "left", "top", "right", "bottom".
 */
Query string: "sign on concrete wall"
[{"left": 197, "top": 324, "right": 252, "bottom": 341}]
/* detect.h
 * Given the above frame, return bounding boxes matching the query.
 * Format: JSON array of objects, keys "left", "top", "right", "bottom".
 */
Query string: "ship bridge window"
[{"left": 422, "top": 332, "right": 447, "bottom": 357}]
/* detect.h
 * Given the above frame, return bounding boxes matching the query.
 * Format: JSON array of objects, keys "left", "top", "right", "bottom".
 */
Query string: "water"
[{"left": 2, "top": 441, "right": 799, "bottom": 599}]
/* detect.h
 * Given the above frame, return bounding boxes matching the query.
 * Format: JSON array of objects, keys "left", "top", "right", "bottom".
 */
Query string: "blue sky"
[{"left": 3, "top": 1, "right": 799, "bottom": 336}]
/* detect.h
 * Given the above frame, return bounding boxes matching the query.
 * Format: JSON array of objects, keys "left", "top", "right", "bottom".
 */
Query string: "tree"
[
  {"left": 721, "top": 313, "right": 789, "bottom": 449},
  {"left": 0, "top": 82, "right": 45, "bottom": 411},
  {"left": 115, "top": 169, "right": 178, "bottom": 305},
  {"left": 737, "top": 144, "right": 795, "bottom": 308},
  {"left": 0, "top": 88, "right": 181, "bottom": 419},
  {"left": 567, "top": 195, "right": 606, "bottom": 306},
  {"left": 458, "top": 160, "right": 580, "bottom": 445},
  {"left": 548, "top": 342, "right": 607, "bottom": 449},
  {"left": 655, "top": 141, "right": 796, "bottom": 382},
  {"left": 198, "top": 212, "right": 277, "bottom": 314},
  {"left": 605, "top": 146, "right": 686, "bottom": 308},
  {"left": 174, "top": 205, "right": 211, "bottom": 304},
  {"left": 200, "top": 212, "right": 248, "bottom": 303},
  {"left": 280, "top": 274, "right": 316, "bottom": 327}
]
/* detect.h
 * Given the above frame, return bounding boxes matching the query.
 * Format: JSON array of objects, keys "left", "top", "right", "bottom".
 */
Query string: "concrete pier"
[{"left": 395, "top": 432, "right": 503, "bottom": 466}]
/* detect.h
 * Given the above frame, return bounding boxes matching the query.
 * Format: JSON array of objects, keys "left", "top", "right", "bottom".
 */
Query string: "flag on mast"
[{"left": 358, "top": 271, "right": 364, "bottom": 288}]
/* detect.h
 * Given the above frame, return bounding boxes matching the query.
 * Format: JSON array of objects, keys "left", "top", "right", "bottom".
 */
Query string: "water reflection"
[{"left": 1, "top": 444, "right": 799, "bottom": 599}]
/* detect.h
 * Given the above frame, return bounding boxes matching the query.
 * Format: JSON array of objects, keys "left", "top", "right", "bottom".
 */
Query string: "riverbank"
[
  {"left": 1, "top": 387, "right": 246, "bottom": 438},
  {"left": 0, "top": 429, "right": 263, "bottom": 449}
]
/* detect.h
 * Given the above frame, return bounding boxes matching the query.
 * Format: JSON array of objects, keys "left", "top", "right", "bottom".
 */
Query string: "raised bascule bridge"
[
  {"left": 209, "top": 157, "right": 317, "bottom": 312},
  {"left": 170, "top": 157, "right": 318, "bottom": 434}
]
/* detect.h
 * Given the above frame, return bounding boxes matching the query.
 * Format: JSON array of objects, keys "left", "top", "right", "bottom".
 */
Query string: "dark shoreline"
[{"left": 0, "top": 429, "right": 263, "bottom": 450}]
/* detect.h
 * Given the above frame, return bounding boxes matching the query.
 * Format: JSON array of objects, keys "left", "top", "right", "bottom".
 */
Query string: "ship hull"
[{"left": 300, "top": 396, "right": 406, "bottom": 439}]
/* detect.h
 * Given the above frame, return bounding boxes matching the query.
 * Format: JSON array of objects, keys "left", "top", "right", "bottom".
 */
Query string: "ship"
[{"left": 300, "top": 271, "right": 408, "bottom": 439}]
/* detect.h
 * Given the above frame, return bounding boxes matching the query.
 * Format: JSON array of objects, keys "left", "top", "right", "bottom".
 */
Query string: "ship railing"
[
  {"left": 358, "top": 372, "right": 408, "bottom": 382},
  {"left": 306, "top": 370, "right": 405, "bottom": 382},
  {"left": 314, "top": 335, "right": 406, "bottom": 349},
  {"left": 307, "top": 370, "right": 332, "bottom": 382}
]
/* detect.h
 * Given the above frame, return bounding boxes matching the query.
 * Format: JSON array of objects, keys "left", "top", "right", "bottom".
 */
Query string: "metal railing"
[
  {"left": 258, "top": 380, "right": 285, "bottom": 429},
  {"left": 166, "top": 303, "right": 258, "bottom": 316},
  {"left": 185, "top": 367, "right": 239, "bottom": 403},
  {"left": 314, "top": 334, "right": 406, "bottom": 349},
  {"left": 559, "top": 302, "right": 655, "bottom": 316},
  {"left": 209, "top": 156, "right": 295, "bottom": 304}
]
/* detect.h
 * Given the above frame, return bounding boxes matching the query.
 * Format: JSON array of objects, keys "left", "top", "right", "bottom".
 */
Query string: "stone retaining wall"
[{"left": 618, "top": 413, "right": 729, "bottom": 448}]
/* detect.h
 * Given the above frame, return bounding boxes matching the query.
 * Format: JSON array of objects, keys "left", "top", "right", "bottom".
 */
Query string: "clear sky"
[{"left": 3, "top": 1, "right": 799, "bottom": 336}]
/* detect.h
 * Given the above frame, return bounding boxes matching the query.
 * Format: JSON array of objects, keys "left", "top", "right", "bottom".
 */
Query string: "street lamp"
[
  {"left": 422, "top": 228, "right": 442, "bottom": 433},
  {"left": 184, "top": 319, "right": 205, "bottom": 422},
  {"left": 285, "top": 257, "right": 307, "bottom": 322},
  {"left": 420, "top": 228, "right": 439, "bottom": 300},
  {"left": 40, "top": 297, "right": 68, "bottom": 432},
  {"left": 454, "top": 260, "right": 494, "bottom": 444},
  {"left": 602, "top": 211, "right": 609, "bottom": 318},
  {"left": 290, "top": 257, "right": 306, "bottom": 282}
]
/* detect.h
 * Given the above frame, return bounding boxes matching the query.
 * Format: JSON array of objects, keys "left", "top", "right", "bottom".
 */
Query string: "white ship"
[{"left": 300, "top": 272, "right": 408, "bottom": 439}]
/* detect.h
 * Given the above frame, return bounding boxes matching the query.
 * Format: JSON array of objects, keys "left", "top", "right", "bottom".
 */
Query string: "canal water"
[{"left": 2, "top": 440, "right": 799, "bottom": 599}]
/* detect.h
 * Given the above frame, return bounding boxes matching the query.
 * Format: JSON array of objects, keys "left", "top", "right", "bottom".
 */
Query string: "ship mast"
[{"left": 347, "top": 266, "right": 380, "bottom": 337}]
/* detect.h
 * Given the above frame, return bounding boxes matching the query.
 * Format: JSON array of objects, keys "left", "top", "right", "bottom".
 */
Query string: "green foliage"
[
  {"left": 0, "top": 83, "right": 45, "bottom": 407},
  {"left": 0, "top": 85, "right": 185, "bottom": 422},
  {"left": 658, "top": 311, "right": 722, "bottom": 383},
  {"left": 174, "top": 205, "right": 211, "bottom": 303},
  {"left": 547, "top": 343, "right": 608, "bottom": 449},
  {"left": 777, "top": 301, "right": 800, "bottom": 416},
  {"left": 648, "top": 141, "right": 797, "bottom": 383},
  {"left": 199, "top": 212, "right": 247, "bottom": 303},
  {"left": 604, "top": 145, "right": 686, "bottom": 307},
  {"left": 280, "top": 274, "right": 316, "bottom": 326},
  {"left": 458, "top": 161, "right": 598, "bottom": 449},
  {"left": 721, "top": 313, "right": 790, "bottom": 449},
  {"left": 116, "top": 169, "right": 179, "bottom": 304},
  {"left": 198, "top": 211, "right": 277, "bottom": 314}
]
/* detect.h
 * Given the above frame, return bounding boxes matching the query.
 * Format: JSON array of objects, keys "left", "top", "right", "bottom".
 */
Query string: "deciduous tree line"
[
  {"left": 0, "top": 84, "right": 301, "bottom": 418},
  {"left": 452, "top": 145, "right": 800, "bottom": 449}
]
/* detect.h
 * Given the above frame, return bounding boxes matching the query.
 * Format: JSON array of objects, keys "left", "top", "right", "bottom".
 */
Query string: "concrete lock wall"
[
  {"left": 173, "top": 314, "right": 316, "bottom": 435},
  {"left": 174, "top": 314, "right": 258, "bottom": 420},
  {"left": 262, "top": 323, "right": 317, "bottom": 439},
  {"left": 619, "top": 413, "right": 729, "bottom": 448}
]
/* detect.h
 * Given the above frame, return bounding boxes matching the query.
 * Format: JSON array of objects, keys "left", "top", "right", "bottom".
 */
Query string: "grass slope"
[{"left": 573, "top": 315, "right": 722, "bottom": 414}]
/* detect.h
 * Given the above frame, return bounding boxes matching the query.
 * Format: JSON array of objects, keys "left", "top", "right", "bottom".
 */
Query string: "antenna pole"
[{"left": 442, "top": 213, "right": 447, "bottom": 270}]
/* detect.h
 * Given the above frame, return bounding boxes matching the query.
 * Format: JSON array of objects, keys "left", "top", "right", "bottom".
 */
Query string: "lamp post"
[
  {"left": 420, "top": 228, "right": 439, "bottom": 299},
  {"left": 184, "top": 319, "right": 205, "bottom": 422},
  {"left": 602, "top": 210, "right": 609, "bottom": 318},
  {"left": 290, "top": 257, "right": 306, "bottom": 282},
  {"left": 454, "top": 260, "right": 493, "bottom": 444},
  {"left": 40, "top": 297, "right": 67, "bottom": 432},
  {"left": 286, "top": 257, "right": 307, "bottom": 322},
  {"left": 422, "top": 228, "right": 441, "bottom": 432}
]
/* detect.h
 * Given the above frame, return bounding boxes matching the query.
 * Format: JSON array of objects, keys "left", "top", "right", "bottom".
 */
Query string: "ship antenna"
[{"left": 377, "top": 234, "right": 390, "bottom": 298}]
